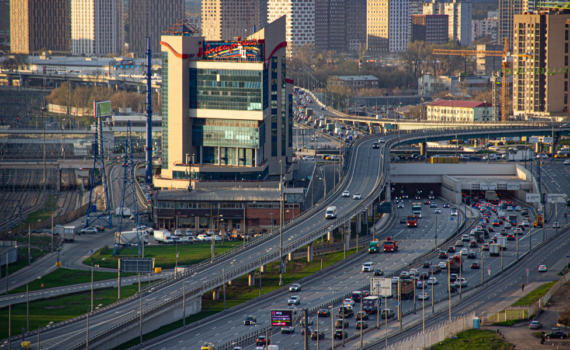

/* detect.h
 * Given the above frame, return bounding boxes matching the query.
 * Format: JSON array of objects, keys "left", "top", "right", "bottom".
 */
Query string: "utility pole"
[
  {"left": 26, "top": 283, "right": 29, "bottom": 332},
  {"left": 279, "top": 160, "right": 284, "bottom": 286},
  {"left": 182, "top": 279, "right": 186, "bottom": 326},
  {"left": 223, "top": 266, "right": 226, "bottom": 311}
]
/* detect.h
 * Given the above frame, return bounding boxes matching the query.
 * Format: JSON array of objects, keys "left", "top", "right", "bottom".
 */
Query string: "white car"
[
  {"left": 174, "top": 229, "right": 183, "bottom": 236},
  {"left": 392, "top": 276, "right": 400, "bottom": 284},
  {"left": 553, "top": 222, "right": 560, "bottom": 228},
  {"left": 197, "top": 234, "right": 212, "bottom": 242},
  {"left": 288, "top": 296, "right": 301, "bottom": 305},
  {"left": 504, "top": 223, "right": 512, "bottom": 229},
  {"left": 80, "top": 227, "right": 98, "bottom": 234},
  {"left": 523, "top": 220, "right": 530, "bottom": 227},
  {"left": 438, "top": 261, "right": 447, "bottom": 269},
  {"left": 378, "top": 138, "right": 385, "bottom": 143},
  {"left": 342, "top": 191, "right": 350, "bottom": 197},
  {"left": 185, "top": 229, "right": 194, "bottom": 236},
  {"left": 213, "top": 235, "right": 222, "bottom": 241},
  {"left": 564, "top": 159, "right": 570, "bottom": 165},
  {"left": 434, "top": 208, "right": 441, "bottom": 214},
  {"left": 409, "top": 268, "right": 418, "bottom": 276},
  {"left": 304, "top": 156, "right": 314, "bottom": 161},
  {"left": 460, "top": 248, "right": 468, "bottom": 256},
  {"left": 397, "top": 202, "right": 404, "bottom": 208},
  {"left": 362, "top": 262, "right": 374, "bottom": 272},
  {"left": 454, "top": 278, "right": 467, "bottom": 287},
  {"left": 427, "top": 277, "right": 438, "bottom": 285},
  {"left": 538, "top": 265, "right": 548, "bottom": 272},
  {"left": 507, "top": 206, "right": 513, "bottom": 211},
  {"left": 353, "top": 194, "right": 362, "bottom": 200},
  {"left": 343, "top": 298, "right": 355, "bottom": 307},
  {"left": 418, "top": 293, "right": 429, "bottom": 300},
  {"left": 515, "top": 206, "right": 522, "bottom": 211}
]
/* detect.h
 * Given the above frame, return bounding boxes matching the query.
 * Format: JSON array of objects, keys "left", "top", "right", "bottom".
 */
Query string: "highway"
[{"left": 16, "top": 128, "right": 387, "bottom": 349}]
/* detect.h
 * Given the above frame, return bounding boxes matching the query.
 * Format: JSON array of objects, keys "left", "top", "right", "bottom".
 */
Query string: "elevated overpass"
[{"left": 15, "top": 124, "right": 570, "bottom": 350}]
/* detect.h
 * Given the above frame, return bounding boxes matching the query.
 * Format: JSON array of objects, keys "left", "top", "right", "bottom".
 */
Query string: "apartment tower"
[
  {"left": 71, "top": 0, "right": 124, "bottom": 56},
  {"left": 267, "top": 0, "right": 315, "bottom": 54},
  {"left": 423, "top": 0, "right": 472, "bottom": 46},
  {"left": 315, "top": 0, "right": 347, "bottom": 52},
  {"left": 498, "top": 0, "right": 522, "bottom": 50},
  {"left": 201, "top": 0, "right": 267, "bottom": 41},
  {"left": 367, "top": 0, "right": 409, "bottom": 52},
  {"left": 10, "top": 0, "right": 70, "bottom": 54}
]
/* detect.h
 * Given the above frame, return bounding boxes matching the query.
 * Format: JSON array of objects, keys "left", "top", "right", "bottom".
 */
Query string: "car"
[
  {"left": 256, "top": 336, "right": 269, "bottom": 346},
  {"left": 424, "top": 200, "right": 431, "bottom": 205},
  {"left": 374, "top": 268, "right": 384, "bottom": 276},
  {"left": 335, "top": 319, "right": 349, "bottom": 328},
  {"left": 523, "top": 220, "right": 530, "bottom": 227},
  {"left": 455, "top": 278, "right": 468, "bottom": 287},
  {"left": 460, "top": 248, "right": 468, "bottom": 256},
  {"left": 80, "top": 227, "right": 98, "bottom": 234},
  {"left": 353, "top": 193, "right": 362, "bottom": 200},
  {"left": 438, "top": 261, "right": 447, "bottom": 269},
  {"left": 317, "top": 309, "right": 330, "bottom": 317},
  {"left": 430, "top": 203, "right": 438, "bottom": 208},
  {"left": 471, "top": 261, "right": 480, "bottom": 269},
  {"left": 435, "top": 208, "right": 441, "bottom": 214},
  {"left": 469, "top": 241, "right": 478, "bottom": 248},
  {"left": 398, "top": 202, "right": 404, "bottom": 208},
  {"left": 201, "top": 343, "right": 215, "bottom": 350},
  {"left": 447, "top": 246, "right": 456, "bottom": 253},
  {"left": 362, "top": 262, "right": 374, "bottom": 272},
  {"left": 416, "top": 280, "right": 425, "bottom": 289},
  {"left": 288, "top": 296, "right": 301, "bottom": 305},
  {"left": 342, "top": 191, "right": 350, "bottom": 197},
  {"left": 304, "top": 156, "right": 315, "bottom": 161},
  {"left": 418, "top": 292, "right": 429, "bottom": 300},
  {"left": 281, "top": 326, "right": 295, "bottom": 334},
  {"left": 455, "top": 240, "right": 464, "bottom": 247},
  {"left": 462, "top": 234, "right": 470, "bottom": 242},
  {"left": 409, "top": 268, "right": 418, "bottom": 276},
  {"left": 356, "top": 321, "right": 369, "bottom": 329},
  {"left": 564, "top": 159, "right": 570, "bottom": 165},
  {"left": 356, "top": 311, "right": 369, "bottom": 320},
  {"left": 378, "top": 138, "right": 385, "bottom": 143},
  {"left": 529, "top": 320, "right": 542, "bottom": 329},
  {"left": 311, "top": 331, "right": 325, "bottom": 340},
  {"left": 400, "top": 217, "right": 407, "bottom": 224},
  {"left": 381, "top": 309, "right": 395, "bottom": 318},
  {"left": 391, "top": 276, "right": 400, "bottom": 284},
  {"left": 244, "top": 315, "right": 257, "bottom": 325},
  {"left": 553, "top": 222, "right": 560, "bottom": 228},
  {"left": 343, "top": 298, "right": 355, "bottom": 307},
  {"left": 504, "top": 223, "right": 512, "bottom": 229},
  {"left": 289, "top": 283, "right": 302, "bottom": 292},
  {"left": 443, "top": 203, "right": 450, "bottom": 208},
  {"left": 427, "top": 277, "right": 438, "bottom": 285},
  {"left": 467, "top": 251, "right": 476, "bottom": 259},
  {"left": 334, "top": 330, "right": 348, "bottom": 339},
  {"left": 301, "top": 326, "right": 314, "bottom": 335},
  {"left": 538, "top": 265, "right": 548, "bottom": 272},
  {"left": 400, "top": 271, "right": 409, "bottom": 278},
  {"left": 507, "top": 233, "right": 515, "bottom": 240},
  {"left": 546, "top": 328, "right": 567, "bottom": 339}
]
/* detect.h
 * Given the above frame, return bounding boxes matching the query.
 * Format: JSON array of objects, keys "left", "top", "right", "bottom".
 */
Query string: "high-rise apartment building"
[
  {"left": 411, "top": 14, "right": 449, "bottom": 44},
  {"left": 367, "top": 0, "right": 409, "bottom": 52},
  {"left": 10, "top": 0, "right": 70, "bottom": 54},
  {"left": 129, "top": 0, "right": 184, "bottom": 55},
  {"left": 0, "top": 0, "right": 9, "bottom": 44},
  {"left": 347, "top": 0, "right": 367, "bottom": 51},
  {"left": 498, "top": 0, "right": 522, "bottom": 50},
  {"left": 315, "top": 0, "right": 347, "bottom": 52},
  {"left": 512, "top": 11, "right": 570, "bottom": 119},
  {"left": 475, "top": 44, "right": 501, "bottom": 75},
  {"left": 409, "top": 0, "right": 423, "bottom": 41},
  {"left": 201, "top": 0, "right": 267, "bottom": 41},
  {"left": 472, "top": 18, "right": 498, "bottom": 43},
  {"left": 423, "top": 0, "right": 472, "bottom": 46},
  {"left": 157, "top": 17, "right": 291, "bottom": 187},
  {"left": 71, "top": 0, "right": 124, "bottom": 56},
  {"left": 267, "top": 0, "right": 315, "bottom": 53}
]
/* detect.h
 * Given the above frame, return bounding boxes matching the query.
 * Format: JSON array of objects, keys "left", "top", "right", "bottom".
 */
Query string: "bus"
[
  {"left": 363, "top": 296, "right": 381, "bottom": 313},
  {"left": 412, "top": 202, "right": 422, "bottom": 216}
]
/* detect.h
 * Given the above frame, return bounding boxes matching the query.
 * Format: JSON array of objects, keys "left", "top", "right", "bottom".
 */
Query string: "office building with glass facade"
[{"left": 156, "top": 17, "right": 292, "bottom": 188}]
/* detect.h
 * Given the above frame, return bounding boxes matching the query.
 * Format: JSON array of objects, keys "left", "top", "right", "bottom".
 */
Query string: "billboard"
[
  {"left": 94, "top": 101, "right": 112, "bottom": 118},
  {"left": 526, "top": 193, "right": 541, "bottom": 203},
  {"left": 120, "top": 258, "right": 155, "bottom": 273},
  {"left": 371, "top": 277, "right": 392, "bottom": 297},
  {"left": 271, "top": 309, "right": 293, "bottom": 327},
  {"left": 200, "top": 38, "right": 264, "bottom": 61}
]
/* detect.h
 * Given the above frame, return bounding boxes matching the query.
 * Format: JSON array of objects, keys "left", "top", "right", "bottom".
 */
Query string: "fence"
[
  {"left": 384, "top": 313, "right": 474, "bottom": 350},
  {"left": 0, "top": 203, "right": 89, "bottom": 238},
  {"left": 529, "top": 269, "right": 570, "bottom": 318},
  {"left": 481, "top": 309, "right": 529, "bottom": 324}
]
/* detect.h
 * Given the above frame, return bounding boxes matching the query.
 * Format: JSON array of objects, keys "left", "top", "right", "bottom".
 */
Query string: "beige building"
[
  {"left": 268, "top": 0, "right": 315, "bottom": 54},
  {"left": 157, "top": 17, "right": 292, "bottom": 189},
  {"left": 10, "top": 0, "right": 70, "bottom": 54},
  {"left": 423, "top": 0, "right": 472, "bottom": 46},
  {"left": 367, "top": 0, "right": 409, "bottom": 52},
  {"left": 512, "top": 11, "right": 570, "bottom": 119},
  {"left": 201, "top": 0, "right": 267, "bottom": 41},
  {"left": 427, "top": 100, "right": 493, "bottom": 122},
  {"left": 327, "top": 75, "right": 380, "bottom": 90},
  {"left": 71, "top": 0, "right": 124, "bottom": 56},
  {"left": 498, "top": 0, "right": 522, "bottom": 51},
  {"left": 128, "top": 0, "right": 184, "bottom": 56}
]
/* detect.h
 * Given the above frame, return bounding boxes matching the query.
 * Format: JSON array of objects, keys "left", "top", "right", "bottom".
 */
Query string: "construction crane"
[{"left": 432, "top": 38, "right": 530, "bottom": 121}]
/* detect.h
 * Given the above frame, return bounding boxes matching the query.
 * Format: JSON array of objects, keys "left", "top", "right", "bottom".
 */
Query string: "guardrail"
[{"left": 58, "top": 124, "right": 562, "bottom": 350}]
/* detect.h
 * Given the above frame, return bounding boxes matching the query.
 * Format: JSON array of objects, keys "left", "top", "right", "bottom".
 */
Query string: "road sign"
[
  {"left": 466, "top": 218, "right": 469, "bottom": 222},
  {"left": 547, "top": 194, "right": 567, "bottom": 203},
  {"left": 530, "top": 207, "right": 534, "bottom": 211},
  {"left": 507, "top": 183, "right": 521, "bottom": 191},
  {"left": 41, "top": 283, "right": 44, "bottom": 288},
  {"left": 396, "top": 302, "right": 401, "bottom": 307},
  {"left": 526, "top": 193, "right": 541, "bottom": 203},
  {"left": 487, "top": 266, "right": 491, "bottom": 276},
  {"left": 450, "top": 217, "right": 454, "bottom": 221},
  {"left": 529, "top": 137, "right": 540, "bottom": 144},
  {"left": 526, "top": 268, "right": 529, "bottom": 277},
  {"left": 542, "top": 136, "right": 554, "bottom": 144},
  {"left": 480, "top": 182, "right": 498, "bottom": 191},
  {"left": 121, "top": 258, "right": 155, "bottom": 273},
  {"left": 271, "top": 309, "right": 294, "bottom": 327},
  {"left": 371, "top": 277, "right": 393, "bottom": 297}
]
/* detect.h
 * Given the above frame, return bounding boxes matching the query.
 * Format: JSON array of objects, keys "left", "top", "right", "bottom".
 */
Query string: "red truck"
[
  {"left": 407, "top": 215, "right": 418, "bottom": 227},
  {"left": 384, "top": 236, "right": 399, "bottom": 252},
  {"left": 449, "top": 255, "right": 463, "bottom": 273}
]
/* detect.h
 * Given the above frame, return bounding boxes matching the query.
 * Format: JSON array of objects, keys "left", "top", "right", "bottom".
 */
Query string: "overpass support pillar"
[
  {"left": 535, "top": 143, "right": 542, "bottom": 154},
  {"left": 327, "top": 231, "right": 334, "bottom": 244},
  {"left": 248, "top": 271, "right": 256, "bottom": 286},
  {"left": 420, "top": 142, "right": 427, "bottom": 156},
  {"left": 261, "top": 265, "right": 266, "bottom": 273},
  {"left": 287, "top": 252, "right": 294, "bottom": 261},
  {"left": 368, "top": 122, "right": 373, "bottom": 133},
  {"left": 345, "top": 229, "right": 350, "bottom": 250},
  {"left": 213, "top": 288, "right": 220, "bottom": 300},
  {"left": 386, "top": 182, "right": 391, "bottom": 202},
  {"left": 357, "top": 213, "right": 362, "bottom": 234},
  {"left": 307, "top": 242, "right": 313, "bottom": 262},
  {"left": 281, "top": 256, "right": 287, "bottom": 273}
]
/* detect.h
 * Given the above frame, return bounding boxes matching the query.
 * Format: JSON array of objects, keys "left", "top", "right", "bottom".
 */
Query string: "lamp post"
[{"left": 279, "top": 160, "right": 284, "bottom": 286}]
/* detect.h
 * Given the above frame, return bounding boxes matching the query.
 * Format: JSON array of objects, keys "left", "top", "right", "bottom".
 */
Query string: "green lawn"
[
  {"left": 511, "top": 281, "right": 558, "bottom": 307},
  {"left": 112, "top": 249, "right": 357, "bottom": 350},
  {"left": 9, "top": 268, "right": 135, "bottom": 294},
  {"left": 1, "top": 248, "right": 46, "bottom": 279},
  {"left": 0, "top": 285, "right": 138, "bottom": 339},
  {"left": 431, "top": 329, "right": 515, "bottom": 350},
  {"left": 85, "top": 242, "right": 242, "bottom": 269}
]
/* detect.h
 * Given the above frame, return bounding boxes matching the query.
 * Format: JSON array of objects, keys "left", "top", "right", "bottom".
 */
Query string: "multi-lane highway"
[{"left": 18, "top": 128, "right": 388, "bottom": 349}]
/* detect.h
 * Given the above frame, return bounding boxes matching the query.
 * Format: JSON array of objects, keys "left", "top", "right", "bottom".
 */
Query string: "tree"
[
  {"left": 72, "top": 86, "right": 92, "bottom": 116},
  {"left": 46, "top": 82, "right": 72, "bottom": 111},
  {"left": 400, "top": 41, "right": 429, "bottom": 80},
  {"left": 357, "top": 43, "right": 367, "bottom": 61}
]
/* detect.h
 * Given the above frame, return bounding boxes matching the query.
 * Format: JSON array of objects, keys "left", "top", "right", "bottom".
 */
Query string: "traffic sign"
[
  {"left": 526, "top": 268, "right": 529, "bottom": 277},
  {"left": 450, "top": 218, "right": 454, "bottom": 221},
  {"left": 530, "top": 207, "right": 534, "bottom": 211},
  {"left": 466, "top": 218, "right": 469, "bottom": 222},
  {"left": 41, "top": 283, "right": 44, "bottom": 288},
  {"left": 396, "top": 302, "right": 401, "bottom": 307},
  {"left": 526, "top": 193, "right": 541, "bottom": 203}
]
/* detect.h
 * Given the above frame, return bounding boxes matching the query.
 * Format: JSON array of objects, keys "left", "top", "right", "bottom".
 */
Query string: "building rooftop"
[
  {"left": 155, "top": 187, "right": 304, "bottom": 202},
  {"left": 428, "top": 100, "right": 492, "bottom": 108},
  {"left": 335, "top": 75, "right": 379, "bottom": 81},
  {"left": 15, "top": 55, "right": 161, "bottom": 67}
]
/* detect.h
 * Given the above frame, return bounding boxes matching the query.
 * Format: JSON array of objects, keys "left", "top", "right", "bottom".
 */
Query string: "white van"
[{"left": 325, "top": 206, "right": 337, "bottom": 219}]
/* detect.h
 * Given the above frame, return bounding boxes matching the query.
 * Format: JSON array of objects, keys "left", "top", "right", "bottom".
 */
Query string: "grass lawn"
[
  {"left": 511, "top": 281, "right": 558, "bottom": 307},
  {"left": 9, "top": 268, "right": 135, "bottom": 294},
  {"left": 1, "top": 248, "right": 46, "bottom": 279},
  {"left": 0, "top": 285, "right": 138, "bottom": 340},
  {"left": 85, "top": 242, "right": 242, "bottom": 269},
  {"left": 112, "top": 249, "right": 357, "bottom": 350},
  {"left": 431, "top": 329, "right": 515, "bottom": 350}
]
